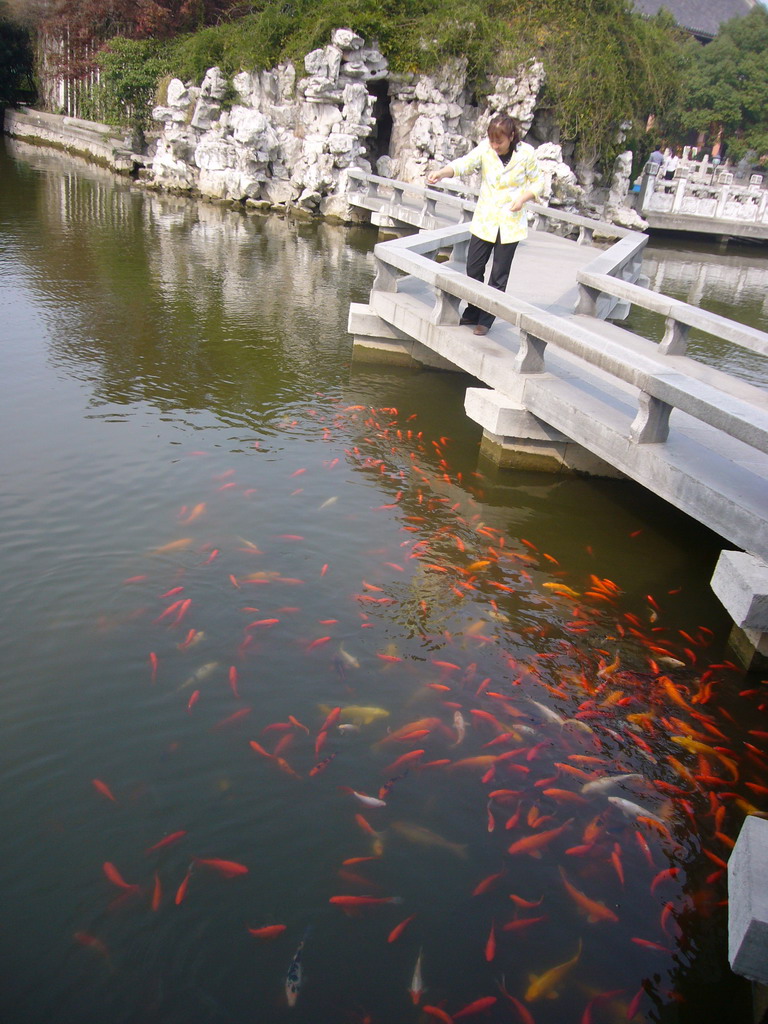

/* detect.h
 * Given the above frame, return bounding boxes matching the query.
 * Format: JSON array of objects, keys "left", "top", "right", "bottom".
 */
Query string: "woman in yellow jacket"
[{"left": 427, "top": 114, "right": 544, "bottom": 335}]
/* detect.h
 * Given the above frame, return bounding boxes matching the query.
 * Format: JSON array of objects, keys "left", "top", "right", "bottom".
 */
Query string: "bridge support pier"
[
  {"left": 711, "top": 551, "right": 768, "bottom": 671},
  {"left": 466, "top": 388, "right": 625, "bottom": 477},
  {"left": 348, "top": 303, "right": 456, "bottom": 370}
]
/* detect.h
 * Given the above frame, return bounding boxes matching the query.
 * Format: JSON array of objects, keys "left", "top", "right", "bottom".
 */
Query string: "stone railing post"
[
  {"left": 513, "top": 330, "right": 547, "bottom": 374},
  {"left": 759, "top": 192, "right": 768, "bottom": 225},
  {"left": 577, "top": 225, "right": 594, "bottom": 246},
  {"left": 430, "top": 286, "right": 461, "bottom": 325},
  {"left": 715, "top": 179, "right": 733, "bottom": 219},
  {"left": 575, "top": 282, "right": 600, "bottom": 317},
  {"left": 671, "top": 174, "right": 688, "bottom": 213},
  {"left": 629, "top": 391, "right": 672, "bottom": 444},
  {"left": 422, "top": 195, "right": 438, "bottom": 230},
  {"left": 658, "top": 316, "right": 690, "bottom": 356},
  {"left": 451, "top": 238, "right": 469, "bottom": 266},
  {"left": 372, "top": 256, "right": 398, "bottom": 294}
]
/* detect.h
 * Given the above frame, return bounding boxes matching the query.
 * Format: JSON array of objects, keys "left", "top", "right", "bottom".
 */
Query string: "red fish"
[
  {"left": 485, "top": 921, "right": 496, "bottom": 962},
  {"left": 149, "top": 652, "right": 158, "bottom": 683},
  {"left": 453, "top": 996, "right": 497, "bottom": 1019},
  {"left": 383, "top": 750, "right": 425, "bottom": 775},
  {"left": 193, "top": 858, "right": 249, "bottom": 878},
  {"left": 151, "top": 872, "right": 162, "bottom": 911},
  {"left": 329, "top": 895, "right": 402, "bottom": 909},
  {"left": 228, "top": 666, "right": 239, "bottom": 698},
  {"left": 187, "top": 689, "right": 200, "bottom": 713},
  {"left": 92, "top": 778, "right": 117, "bottom": 803},
  {"left": 422, "top": 1008, "right": 454, "bottom": 1024},
  {"left": 175, "top": 867, "right": 192, "bottom": 905},
  {"left": 388, "top": 913, "right": 417, "bottom": 943},
  {"left": 145, "top": 830, "right": 188, "bottom": 855},
  {"left": 102, "top": 862, "right": 140, "bottom": 893},
  {"left": 507, "top": 819, "right": 573, "bottom": 858},
  {"left": 247, "top": 924, "right": 287, "bottom": 939}
]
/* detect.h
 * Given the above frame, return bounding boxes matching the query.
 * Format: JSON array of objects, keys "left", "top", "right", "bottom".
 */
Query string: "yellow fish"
[
  {"left": 542, "top": 583, "right": 580, "bottom": 599},
  {"left": 320, "top": 704, "right": 389, "bottom": 726},
  {"left": 150, "top": 538, "right": 193, "bottom": 555},
  {"left": 525, "top": 939, "right": 582, "bottom": 1001},
  {"left": 671, "top": 736, "right": 738, "bottom": 779}
]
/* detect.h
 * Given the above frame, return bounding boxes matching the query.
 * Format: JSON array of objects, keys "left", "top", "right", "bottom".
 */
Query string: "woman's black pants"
[{"left": 462, "top": 232, "right": 519, "bottom": 329}]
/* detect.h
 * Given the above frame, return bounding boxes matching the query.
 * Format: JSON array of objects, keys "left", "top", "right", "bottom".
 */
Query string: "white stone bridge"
[{"left": 346, "top": 170, "right": 768, "bottom": 667}]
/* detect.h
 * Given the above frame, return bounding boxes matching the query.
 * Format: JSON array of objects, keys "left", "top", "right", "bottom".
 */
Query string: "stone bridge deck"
[{"left": 347, "top": 172, "right": 768, "bottom": 668}]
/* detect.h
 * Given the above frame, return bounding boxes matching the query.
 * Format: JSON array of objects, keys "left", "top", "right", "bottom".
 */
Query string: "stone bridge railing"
[
  {"left": 371, "top": 221, "right": 768, "bottom": 464},
  {"left": 640, "top": 162, "right": 768, "bottom": 225},
  {"left": 348, "top": 168, "right": 643, "bottom": 320},
  {"left": 348, "top": 167, "right": 634, "bottom": 245}
]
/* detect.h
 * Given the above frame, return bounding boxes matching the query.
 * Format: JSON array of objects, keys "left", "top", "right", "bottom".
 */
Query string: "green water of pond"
[{"left": 1, "top": 139, "right": 765, "bottom": 1024}]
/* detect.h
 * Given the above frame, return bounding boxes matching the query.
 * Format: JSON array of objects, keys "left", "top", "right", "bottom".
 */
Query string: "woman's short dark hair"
[{"left": 487, "top": 115, "right": 521, "bottom": 150}]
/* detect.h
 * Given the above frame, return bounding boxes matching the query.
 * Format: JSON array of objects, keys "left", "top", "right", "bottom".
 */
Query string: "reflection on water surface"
[{"left": 0, "top": 139, "right": 763, "bottom": 1024}]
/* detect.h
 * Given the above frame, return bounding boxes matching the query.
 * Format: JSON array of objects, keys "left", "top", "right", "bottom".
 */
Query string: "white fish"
[
  {"left": 285, "top": 927, "right": 311, "bottom": 1008},
  {"left": 526, "top": 698, "right": 566, "bottom": 726},
  {"left": 177, "top": 661, "right": 219, "bottom": 690},
  {"left": 337, "top": 724, "right": 360, "bottom": 735},
  {"left": 318, "top": 496, "right": 338, "bottom": 510},
  {"left": 408, "top": 947, "right": 424, "bottom": 1005},
  {"left": 337, "top": 644, "right": 360, "bottom": 669},
  {"left": 452, "top": 711, "right": 468, "bottom": 746},
  {"left": 607, "top": 796, "right": 665, "bottom": 825},
  {"left": 342, "top": 787, "right": 386, "bottom": 808},
  {"left": 581, "top": 773, "right": 644, "bottom": 796}
]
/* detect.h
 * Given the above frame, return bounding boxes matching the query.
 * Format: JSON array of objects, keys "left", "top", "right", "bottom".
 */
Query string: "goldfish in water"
[
  {"left": 409, "top": 947, "right": 425, "bottom": 1005},
  {"left": 559, "top": 867, "right": 619, "bottom": 923},
  {"left": 525, "top": 939, "right": 582, "bottom": 1001},
  {"left": 390, "top": 821, "right": 468, "bottom": 859},
  {"left": 285, "top": 927, "right": 311, "bottom": 1007}
]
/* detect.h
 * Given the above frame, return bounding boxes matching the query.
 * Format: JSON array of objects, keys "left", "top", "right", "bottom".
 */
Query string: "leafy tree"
[
  {"left": 673, "top": 6, "right": 768, "bottom": 161},
  {"left": 0, "top": 0, "right": 35, "bottom": 104}
]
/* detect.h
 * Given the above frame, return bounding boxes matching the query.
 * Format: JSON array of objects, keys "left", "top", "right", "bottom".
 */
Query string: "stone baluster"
[
  {"left": 671, "top": 174, "right": 688, "bottom": 213},
  {"left": 577, "top": 225, "right": 594, "bottom": 246},
  {"left": 423, "top": 194, "right": 438, "bottom": 229},
  {"left": 715, "top": 183, "right": 731, "bottom": 219},
  {"left": 575, "top": 282, "right": 601, "bottom": 317},
  {"left": 451, "top": 237, "right": 469, "bottom": 266},
  {"left": 759, "top": 191, "right": 768, "bottom": 225},
  {"left": 513, "top": 330, "right": 547, "bottom": 374},
  {"left": 372, "top": 256, "right": 398, "bottom": 294},
  {"left": 629, "top": 391, "right": 671, "bottom": 444},
  {"left": 658, "top": 316, "right": 690, "bottom": 356},
  {"left": 430, "top": 286, "right": 461, "bottom": 325}
]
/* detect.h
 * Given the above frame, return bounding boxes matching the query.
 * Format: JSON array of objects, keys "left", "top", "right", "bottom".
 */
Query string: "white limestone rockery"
[{"left": 145, "top": 28, "right": 590, "bottom": 222}]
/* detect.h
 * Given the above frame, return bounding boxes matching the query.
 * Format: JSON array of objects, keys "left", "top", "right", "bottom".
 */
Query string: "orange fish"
[
  {"left": 507, "top": 820, "right": 573, "bottom": 858},
  {"left": 422, "top": 1007, "right": 454, "bottom": 1024},
  {"left": 485, "top": 921, "right": 496, "bottom": 962},
  {"left": 145, "top": 830, "right": 188, "bottom": 855},
  {"left": 92, "top": 778, "right": 117, "bottom": 803},
  {"left": 175, "top": 867, "right": 192, "bottom": 905},
  {"left": 102, "top": 862, "right": 140, "bottom": 893},
  {"left": 193, "top": 858, "right": 249, "bottom": 878},
  {"left": 454, "top": 996, "right": 497, "bottom": 1020},
  {"left": 247, "top": 924, "right": 287, "bottom": 939},
  {"left": 151, "top": 871, "right": 162, "bottom": 911},
  {"left": 559, "top": 867, "right": 619, "bottom": 923},
  {"left": 383, "top": 750, "right": 425, "bottom": 775},
  {"left": 388, "top": 913, "right": 417, "bottom": 943}
]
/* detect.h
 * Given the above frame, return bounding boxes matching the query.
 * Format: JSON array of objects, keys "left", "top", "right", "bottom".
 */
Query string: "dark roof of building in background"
[{"left": 632, "top": 0, "right": 756, "bottom": 40}]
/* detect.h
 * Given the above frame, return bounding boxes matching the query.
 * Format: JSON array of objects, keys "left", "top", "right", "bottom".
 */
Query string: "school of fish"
[{"left": 80, "top": 399, "right": 768, "bottom": 1023}]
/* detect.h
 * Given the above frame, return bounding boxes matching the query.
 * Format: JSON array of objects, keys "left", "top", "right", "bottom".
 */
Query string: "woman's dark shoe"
[{"left": 473, "top": 325, "right": 489, "bottom": 336}]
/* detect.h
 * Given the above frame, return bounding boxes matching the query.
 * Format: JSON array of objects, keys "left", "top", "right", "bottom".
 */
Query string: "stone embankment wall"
[
  {"left": 3, "top": 107, "right": 136, "bottom": 174},
  {"left": 4, "top": 26, "right": 645, "bottom": 229},
  {"left": 146, "top": 27, "right": 605, "bottom": 222}
]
